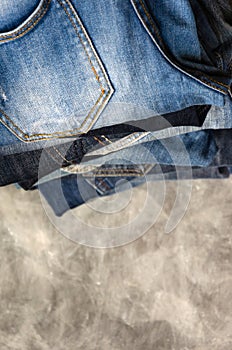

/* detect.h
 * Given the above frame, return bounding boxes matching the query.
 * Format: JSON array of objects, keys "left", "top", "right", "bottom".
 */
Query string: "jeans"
[
  {"left": 135, "top": 0, "right": 232, "bottom": 89},
  {"left": 10, "top": 128, "right": 218, "bottom": 190},
  {"left": 14, "top": 128, "right": 218, "bottom": 192},
  {"left": 38, "top": 165, "right": 230, "bottom": 217},
  {"left": 0, "top": 0, "right": 227, "bottom": 149},
  {"left": 0, "top": 104, "right": 211, "bottom": 187},
  {"left": 189, "top": 0, "right": 232, "bottom": 74},
  {"left": 1, "top": 0, "right": 232, "bottom": 217}
]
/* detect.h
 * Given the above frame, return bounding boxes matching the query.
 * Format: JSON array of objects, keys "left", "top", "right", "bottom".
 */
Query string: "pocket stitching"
[
  {"left": 0, "top": 0, "right": 51, "bottom": 42},
  {"left": 0, "top": 0, "right": 114, "bottom": 141},
  {"left": 0, "top": 89, "right": 111, "bottom": 139},
  {"left": 70, "top": 165, "right": 153, "bottom": 177}
]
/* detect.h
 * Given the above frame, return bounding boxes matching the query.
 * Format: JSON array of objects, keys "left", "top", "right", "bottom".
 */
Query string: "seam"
[
  {"left": 93, "top": 136, "right": 106, "bottom": 146},
  {"left": 135, "top": 0, "right": 230, "bottom": 92},
  {"left": 206, "top": 76, "right": 229, "bottom": 89},
  {"left": 64, "top": 0, "right": 111, "bottom": 91},
  {"left": 0, "top": 0, "right": 112, "bottom": 141},
  {"left": 0, "top": 0, "right": 51, "bottom": 42},
  {"left": 85, "top": 171, "right": 146, "bottom": 177},
  {"left": 84, "top": 167, "right": 152, "bottom": 177},
  {"left": 57, "top": 0, "right": 106, "bottom": 97},
  {"left": 0, "top": 89, "right": 110, "bottom": 140},
  {"left": 88, "top": 131, "right": 150, "bottom": 157},
  {"left": 52, "top": 146, "right": 72, "bottom": 164},
  {"left": 68, "top": 164, "right": 153, "bottom": 177},
  {"left": 0, "top": 89, "right": 104, "bottom": 137},
  {"left": 44, "top": 147, "right": 61, "bottom": 165},
  {"left": 138, "top": 0, "right": 164, "bottom": 46},
  {"left": 63, "top": 164, "right": 101, "bottom": 173},
  {"left": 107, "top": 132, "right": 149, "bottom": 152},
  {"left": 198, "top": 79, "right": 226, "bottom": 94},
  {"left": 101, "top": 135, "right": 112, "bottom": 143}
]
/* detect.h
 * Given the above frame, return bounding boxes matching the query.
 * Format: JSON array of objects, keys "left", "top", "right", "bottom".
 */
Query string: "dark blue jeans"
[
  {"left": 38, "top": 165, "right": 230, "bottom": 217},
  {"left": 0, "top": 105, "right": 210, "bottom": 188}
]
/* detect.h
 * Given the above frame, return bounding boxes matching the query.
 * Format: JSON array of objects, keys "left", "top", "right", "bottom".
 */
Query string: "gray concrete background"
[{"left": 0, "top": 179, "right": 232, "bottom": 349}]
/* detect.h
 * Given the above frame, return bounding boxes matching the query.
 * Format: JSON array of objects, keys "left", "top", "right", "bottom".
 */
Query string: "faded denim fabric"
[
  {"left": 19, "top": 129, "right": 218, "bottom": 192},
  {"left": 0, "top": 0, "right": 228, "bottom": 149},
  {"left": 1, "top": 128, "right": 218, "bottom": 189},
  {"left": 38, "top": 165, "right": 230, "bottom": 217},
  {"left": 86, "top": 95, "right": 232, "bottom": 157},
  {"left": 18, "top": 127, "right": 232, "bottom": 192},
  {"left": 0, "top": 129, "right": 135, "bottom": 187},
  {"left": 0, "top": 0, "right": 114, "bottom": 143},
  {"left": 0, "top": 104, "right": 210, "bottom": 187},
  {"left": 79, "top": 130, "right": 218, "bottom": 168},
  {"left": 2, "top": 94, "right": 232, "bottom": 157}
]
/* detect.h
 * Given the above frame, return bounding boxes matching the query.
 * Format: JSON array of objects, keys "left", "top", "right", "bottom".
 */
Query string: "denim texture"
[
  {"left": 0, "top": 132, "right": 112, "bottom": 187},
  {"left": 1, "top": 0, "right": 232, "bottom": 215},
  {"left": 82, "top": 130, "right": 218, "bottom": 168},
  {"left": 18, "top": 127, "right": 232, "bottom": 193},
  {"left": 135, "top": 0, "right": 232, "bottom": 90},
  {"left": 0, "top": 0, "right": 114, "bottom": 142},
  {"left": 1, "top": 92, "right": 232, "bottom": 157},
  {"left": 0, "top": 0, "right": 227, "bottom": 148},
  {"left": 86, "top": 95, "right": 232, "bottom": 158},
  {"left": 189, "top": 0, "right": 232, "bottom": 74},
  {"left": 0, "top": 104, "right": 210, "bottom": 187},
  {"left": 15, "top": 129, "right": 219, "bottom": 191},
  {"left": 212, "top": 129, "right": 232, "bottom": 166},
  {"left": 38, "top": 165, "right": 230, "bottom": 217}
]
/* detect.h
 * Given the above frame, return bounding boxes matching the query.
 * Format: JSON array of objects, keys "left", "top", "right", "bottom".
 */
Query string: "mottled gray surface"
[{"left": 0, "top": 179, "right": 232, "bottom": 349}]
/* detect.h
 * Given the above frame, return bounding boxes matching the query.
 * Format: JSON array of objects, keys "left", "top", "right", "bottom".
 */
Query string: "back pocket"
[{"left": 0, "top": 0, "right": 114, "bottom": 142}]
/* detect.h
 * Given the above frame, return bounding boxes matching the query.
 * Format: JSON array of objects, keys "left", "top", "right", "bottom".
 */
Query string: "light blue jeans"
[{"left": 0, "top": 0, "right": 229, "bottom": 151}]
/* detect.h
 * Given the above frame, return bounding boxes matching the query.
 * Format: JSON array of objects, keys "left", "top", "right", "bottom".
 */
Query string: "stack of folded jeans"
[{"left": 0, "top": 0, "right": 232, "bottom": 216}]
